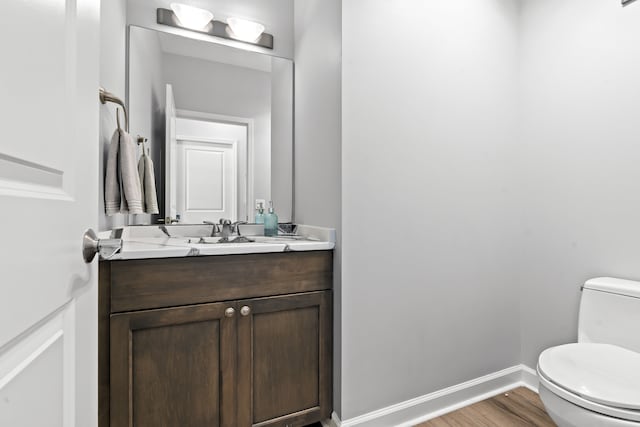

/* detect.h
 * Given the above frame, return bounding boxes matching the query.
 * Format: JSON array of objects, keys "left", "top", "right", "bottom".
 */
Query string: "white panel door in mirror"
[
  {"left": 187, "top": 149, "right": 225, "bottom": 211},
  {"left": 175, "top": 118, "right": 246, "bottom": 223},
  {"left": 177, "top": 141, "right": 237, "bottom": 223}
]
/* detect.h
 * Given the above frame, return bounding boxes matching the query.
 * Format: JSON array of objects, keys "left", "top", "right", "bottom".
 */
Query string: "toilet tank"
[{"left": 578, "top": 277, "right": 640, "bottom": 353}]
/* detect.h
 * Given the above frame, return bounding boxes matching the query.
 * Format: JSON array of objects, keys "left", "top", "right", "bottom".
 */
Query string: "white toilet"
[{"left": 537, "top": 277, "right": 640, "bottom": 427}]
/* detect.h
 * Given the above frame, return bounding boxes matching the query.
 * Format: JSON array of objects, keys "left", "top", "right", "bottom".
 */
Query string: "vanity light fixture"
[
  {"left": 226, "top": 18, "right": 265, "bottom": 43},
  {"left": 169, "top": 3, "right": 214, "bottom": 31},
  {"left": 157, "top": 7, "right": 274, "bottom": 49}
]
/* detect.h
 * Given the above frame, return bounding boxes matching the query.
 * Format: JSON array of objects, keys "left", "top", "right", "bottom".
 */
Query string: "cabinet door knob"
[
  {"left": 240, "top": 306, "right": 251, "bottom": 316},
  {"left": 224, "top": 307, "right": 235, "bottom": 318}
]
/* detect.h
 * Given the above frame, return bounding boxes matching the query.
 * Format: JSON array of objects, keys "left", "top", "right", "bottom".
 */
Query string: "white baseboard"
[
  {"left": 330, "top": 364, "right": 539, "bottom": 427},
  {"left": 322, "top": 418, "right": 338, "bottom": 427},
  {"left": 520, "top": 364, "right": 539, "bottom": 392}
]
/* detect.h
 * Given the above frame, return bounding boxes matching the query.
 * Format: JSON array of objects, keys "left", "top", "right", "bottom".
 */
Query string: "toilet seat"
[{"left": 538, "top": 343, "right": 640, "bottom": 422}]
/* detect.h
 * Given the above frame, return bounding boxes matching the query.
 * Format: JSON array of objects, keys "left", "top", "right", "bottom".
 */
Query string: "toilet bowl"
[
  {"left": 537, "top": 343, "right": 640, "bottom": 426},
  {"left": 537, "top": 278, "right": 640, "bottom": 427}
]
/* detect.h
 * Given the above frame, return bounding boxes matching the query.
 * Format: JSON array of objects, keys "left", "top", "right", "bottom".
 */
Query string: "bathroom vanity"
[
  {"left": 98, "top": 226, "right": 335, "bottom": 427},
  {"left": 98, "top": 11, "right": 335, "bottom": 425}
]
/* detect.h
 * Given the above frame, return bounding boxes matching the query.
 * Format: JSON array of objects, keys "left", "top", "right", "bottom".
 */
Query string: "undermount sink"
[
  {"left": 119, "top": 224, "right": 323, "bottom": 242},
  {"left": 190, "top": 235, "right": 316, "bottom": 244},
  {"left": 252, "top": 235, "right": 316, "bottom": 243},
  {"left": 191, "top": 236, "right": 255, "bottom": 244},
  {"left": 103, "top": 224, "right": 336, "bottom": 260}
]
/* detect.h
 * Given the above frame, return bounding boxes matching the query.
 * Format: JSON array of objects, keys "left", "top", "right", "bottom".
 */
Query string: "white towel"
[
  {"left": 138, "top": 151, "right": 159, "bottom": 214},
  {"left": 105, "top": 129, "right": 143, "bottom": 215}
]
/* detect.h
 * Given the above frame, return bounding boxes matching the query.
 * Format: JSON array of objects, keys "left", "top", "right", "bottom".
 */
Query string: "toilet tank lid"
[{"left": 584, "top": 277, "right": 640, "bottom": 299}]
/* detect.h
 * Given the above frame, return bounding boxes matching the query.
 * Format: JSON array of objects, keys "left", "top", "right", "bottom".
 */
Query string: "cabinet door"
[
  {"left": 110, "top": 302, "right": 237, "bottom": 427},
  {"left": 237, "top": 291, "right": 332, "bottom": 427}
]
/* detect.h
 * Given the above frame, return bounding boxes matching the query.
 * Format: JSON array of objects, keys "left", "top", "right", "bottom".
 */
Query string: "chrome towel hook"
[{"left": 137, "top": 135, "right": 149, "bottom": 155}]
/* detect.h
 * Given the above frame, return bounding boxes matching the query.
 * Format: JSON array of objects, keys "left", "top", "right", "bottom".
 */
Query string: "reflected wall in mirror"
[{"left": 128, "top": 25, "right": 293, "bottom": 224}]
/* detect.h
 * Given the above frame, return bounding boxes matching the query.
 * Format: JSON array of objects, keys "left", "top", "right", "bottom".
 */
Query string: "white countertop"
[{"left": 100, "top": 225, "right": 335, "bottom": 261}]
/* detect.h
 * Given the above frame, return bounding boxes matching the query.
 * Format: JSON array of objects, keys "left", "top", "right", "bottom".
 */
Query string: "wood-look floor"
[{"left": 416, "top": 387, "right": 557, "bottom": 427}]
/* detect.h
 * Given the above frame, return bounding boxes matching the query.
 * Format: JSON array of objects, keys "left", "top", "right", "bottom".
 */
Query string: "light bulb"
[
  {"left": 170, "top": 3, "right": 213, "bottom": 31},
  {"left": 227, "top": 17, "right": 265, "bottom": 42}
]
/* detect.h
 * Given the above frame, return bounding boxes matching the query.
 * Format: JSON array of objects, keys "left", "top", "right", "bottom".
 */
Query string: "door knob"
[
  {"left": 82, "top": 229, "right": 123, "bottom": 263},
  {"left": 240, "top": 306, "right": 251, "bottom": 316},
  {"left": 225, "top": 307, "right": 235, "bottom": 318}
]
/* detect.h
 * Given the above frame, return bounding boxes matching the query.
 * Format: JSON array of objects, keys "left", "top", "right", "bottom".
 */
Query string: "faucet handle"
[
  {"left": 202, "top": 221, "right": 220, "bottom": 236},
  {"left": 232, "top": 221, "right": 248, "bottom": 235}
]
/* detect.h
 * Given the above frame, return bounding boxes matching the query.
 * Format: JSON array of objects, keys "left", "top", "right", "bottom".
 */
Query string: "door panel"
[
  {"left": 177, "top": 139, "right": 237, "bottom": 223},
  {"left": 110, "top": 302, "right": 237, "bottom": 427},
  {"left": 0, "top": 306, "right": 74, "bottom": 427},
  {"left": 133, "top": 322, "right": 220, "bottom": 426},
  {"left": 174, "top": 117, "right": 246, "bottom": 223},
  {"left": 253, "top": 307, "right": 319, "bottom": 423},
  {"left": 237, "top": 292, "right": 332, "bottom": 427},
  {"left": 0, "top": 0, "right": 99, "bottom": 426},
  {"left": 0, "top": 337, "right": 63, "bottom": 427}
]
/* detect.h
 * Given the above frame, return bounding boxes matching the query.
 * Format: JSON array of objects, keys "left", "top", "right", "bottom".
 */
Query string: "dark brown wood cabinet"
[
  {"left": 109, "top": 303, "right": 237, "bottom": 427},
  {"left": 100, "top": 251, "right": 333, "bottom": 427},
  {"left": 237, "top": 292, "right": 332, "bottom": 427}
]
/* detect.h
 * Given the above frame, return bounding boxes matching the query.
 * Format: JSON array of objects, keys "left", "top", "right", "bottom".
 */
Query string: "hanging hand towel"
[
  {"left": 105, "top": 129, "right": 143, "bottom": 215},
  {"left": 138, "top": 151, "right": 159, "bottom": 214}
]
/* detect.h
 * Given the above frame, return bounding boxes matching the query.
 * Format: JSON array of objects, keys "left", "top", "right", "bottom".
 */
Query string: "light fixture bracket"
[{"left": 157, "top": 8, "right": 274, "bottom": 50}]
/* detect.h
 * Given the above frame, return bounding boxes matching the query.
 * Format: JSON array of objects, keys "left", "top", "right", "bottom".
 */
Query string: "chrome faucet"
[
  {"left": 159, "top": 225, "right": 172, "bottom": 238},
  {"left": 233, "top": 220, "right": 248, "bottom": 235},
  {"left": 202, "top": 221, "right": 220, "bottom": 237},
  {"left": 218, "top": 219, "right": 247, "bottom": 238}
]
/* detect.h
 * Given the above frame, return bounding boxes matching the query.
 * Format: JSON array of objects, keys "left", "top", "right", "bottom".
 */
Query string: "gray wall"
[
  {"left": 341, "top": 0, "right": 521, "bottom": 420},
  {"left": 127, "top": 0, "right": 294, "bottom": 59},
  {"left": 99, "top": 0, "right": 128, "bottom": 231},
  {"left": 518, "top": 0, "right": 640, "bottom": 368},
  {"left": 294, "top": 0, "right": 342, "bottom": 416}
]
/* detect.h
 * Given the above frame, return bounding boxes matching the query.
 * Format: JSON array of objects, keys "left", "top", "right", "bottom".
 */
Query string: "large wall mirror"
[{"left": 128, "top": 25, "right": 293, "bottom": 224}]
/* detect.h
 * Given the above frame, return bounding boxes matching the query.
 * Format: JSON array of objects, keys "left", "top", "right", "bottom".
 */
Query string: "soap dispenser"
[
  {"left": 264, "top": 201, "right": 278, "bottom": 236},
  {"left": 255, "top": 202, "right": 265, "bottom": 224}
]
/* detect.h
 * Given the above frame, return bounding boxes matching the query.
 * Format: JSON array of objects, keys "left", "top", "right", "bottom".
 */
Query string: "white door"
[
  {"left": 176, "top": 139, "right": 237, "bottom": 224},
  {"left": 0, "top": 1, "right": 99, "bottom": 427},
  {"left": 174, "top": 118, "right": 247, "bottom": 224},
  {"left": 165, "top": 84, "right": 178, "bottom": 222}
]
